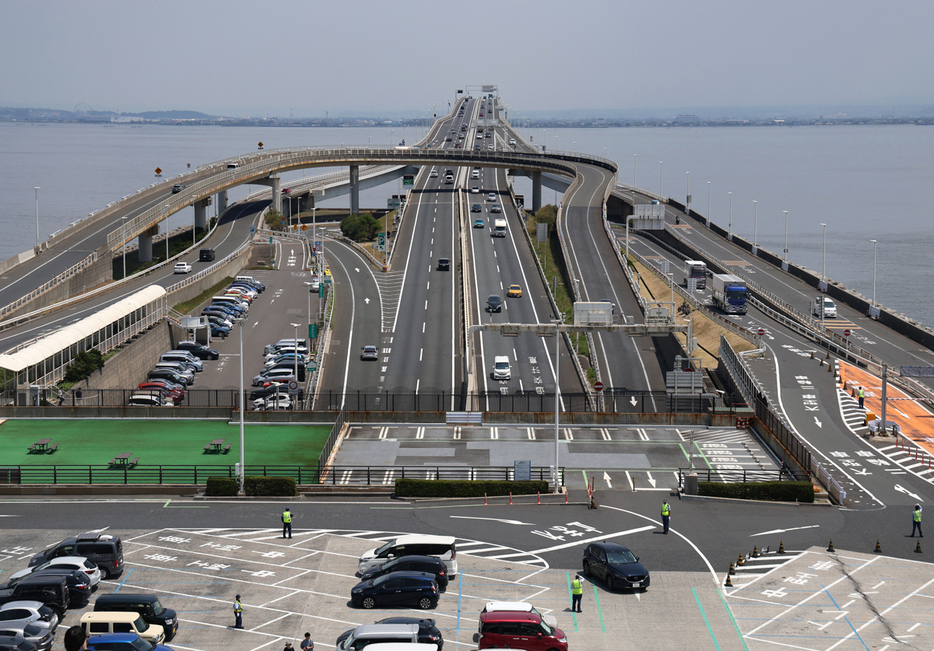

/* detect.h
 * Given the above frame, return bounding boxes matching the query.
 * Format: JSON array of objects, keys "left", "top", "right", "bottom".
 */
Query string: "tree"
[
  {"left": 533, "top": 204, "right": 558, "bottom": 227},
  {"left": 63, "top": 349, "right": 104, "bottom": 383},
  {"left": 340, "top": 213, "right": 379, "bottom": 242},
  {"left": 264, "top": 209, "right": 285, "bottom": 231}
]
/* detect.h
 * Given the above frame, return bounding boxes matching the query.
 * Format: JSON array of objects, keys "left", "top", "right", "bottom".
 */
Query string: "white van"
[
  {"left": 358, "top": 534, "right": 458, "bottom": 576},
  {"left": 264, "top": 339, "right": 309, "bottom": 356},
  {"left": 493, "top": 356, "right": 511, "bottom": 380}
]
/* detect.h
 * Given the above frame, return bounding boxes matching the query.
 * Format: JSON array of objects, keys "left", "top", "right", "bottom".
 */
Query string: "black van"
[
  {"left": 94, "top": 594, "right": 178, "bottom": 641},
  {"left": 199, "top": 249, "right": 215, "bottom": 262},
  {"left": 28, "top": 533, "right": 124, "bottom": 579},
  {"left": 0, "top": 574, "right": 70, "bottom": 616}
]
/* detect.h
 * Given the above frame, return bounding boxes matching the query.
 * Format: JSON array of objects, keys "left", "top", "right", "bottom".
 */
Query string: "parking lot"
[{"left": 1, "top": 526, "right": 747, "bottom": 651}]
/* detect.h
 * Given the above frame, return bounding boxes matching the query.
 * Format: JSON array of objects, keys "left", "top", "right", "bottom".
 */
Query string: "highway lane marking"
[{"left": 416, "top": 427, "right": 425, "bottom": 439}]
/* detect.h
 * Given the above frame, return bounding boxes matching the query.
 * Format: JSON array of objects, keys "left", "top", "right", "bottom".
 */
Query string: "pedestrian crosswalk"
[{"left": 726, "top": 548, "right": 804, "bottom": 590}]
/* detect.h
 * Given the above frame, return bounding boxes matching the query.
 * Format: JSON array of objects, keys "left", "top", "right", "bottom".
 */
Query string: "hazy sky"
[{"left": 3, "top": 0, "right": 933, "bottom": 117}]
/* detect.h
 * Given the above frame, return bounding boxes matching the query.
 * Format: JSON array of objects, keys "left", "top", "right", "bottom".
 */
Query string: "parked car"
[
  {"left": 210, "top": 324, "right": 229, "bottom": 338},
  {"left": 172, "top": 262, "right": 191, "bottom": 274},
  {"left": 174, "top": 341, "right": 219, "bottom": 360},
  {"left": 0, "top": 624, "right": 52, "bottom": 651},
  {"left": 234, "top": 276, "right": 265, "bottom": 292},
  {"left": 147, "top": 369, "right": 189, "bottom": 387},
  {"left": 9, "top": 557, "right": 101, "bottom": 589},
  {"left": 127, "top": 394, "right": 171, "bottom": 408},
  {"left": 334, "top": 623, "right": 420, "bottom": 650},
  {"left": 86, "top": 633, "right": 173, "bottom": 651},
  {"left": 0, "top": 602, "right": 59, "bottom": 635},
  {"left": 28, "top": 533, "right": 123, "bottom": 580},
  {"left": 160, "top": 352, "right": 203, "bottom": 372},
  {"left": 349, "top": 572, "right": 439, "bottom": 610},
  {"left": 477, "top": 611, "right": 567, "bottom": 651},
  {"left": 481, "top": 601, "right": 558, "bottom": 628},
  {"left": 5, "top": 569, "right": 90, "bottom": 607},
  {"left": 264, "top": 352, "right": 305, "bottom": 368},
  {"left": 358, "top": 555, "right": 449, "bottom": 591},
  {"left": 0, "top": 631, "right": 39, "bottom": 651},
  {"left": 264, "top": 339, "right": 308, "bottom": 356},
  {"left": 152, "top": 363, "right": 194, "bottom": 385},
  {"left": 251, "top": 369, "right": 297, "bottom": 387},
  {"left": 582, "top": 541, "right": 650, "bottom": 590},
  {"left": 371, "top": 618, "right": 443, "bottom": 650},
  {"left": 79, "top": 610, "right": 165, "bottom": 644},
  {"left": 93, "top": 594, "right": 177, "bottom": 642},
  {"left": 253, "top": 395, "right": 292, "bottom": 411},
  {"left": 250, "top": 383, "right": 291, "bottom": 402},
  {"left": 0, "top": 575, "right": 70, "bottom": 617},
  {"left": 137, "top": 383, "right": 183, "bottom": 403}
]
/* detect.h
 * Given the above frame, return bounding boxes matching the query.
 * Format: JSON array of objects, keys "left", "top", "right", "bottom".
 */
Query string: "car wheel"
[
  {"left": 583, "top": 561, "right": 591, "bottom": 577},
  {"left": 362, "top": 597, "right": 376, "bottom": 609},
  {"left": 418, "top": 597, "right": 434, "bottom": 610},
  {"left": 100, "top": 567, "right": 111, "bottom": 579},
  {"left": 607, "top": 575, "right": 615, "bottom": 591}
]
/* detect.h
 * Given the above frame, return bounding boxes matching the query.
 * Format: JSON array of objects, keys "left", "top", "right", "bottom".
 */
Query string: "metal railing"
[
  {"left": 678, "top": 468, "right": 810, "bottom": 484},
  {"left": 0, "top": 252, "right": 98, "bottom": 322}
]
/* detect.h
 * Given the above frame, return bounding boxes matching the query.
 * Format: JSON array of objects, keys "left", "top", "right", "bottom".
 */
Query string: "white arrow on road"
[
  {"left": 814, "top": 417, "right": 822, "bottom": 428},
  {"left": 750, "top": 524, "right": 820, "bottom": 537},
  {"left": 364, "top": 298, "right": 370, "bottom": 304},
  {"left": 603, "top": 472, "right": 613, "bottom": 489},
  {"left": 355, "top": 267, "right": 360, "bottom": 273},
  {"left": 894, "top": 484, "right": 923, "bottom": 502},
  {"left": 646, "top": 472, "right": 657, "bottom": 488},
  {"left": 630, "top": 396, "right": 638, "bottom": 407},
  {"left": 450, "top": 516, "right": 535, "bottom": 526}
]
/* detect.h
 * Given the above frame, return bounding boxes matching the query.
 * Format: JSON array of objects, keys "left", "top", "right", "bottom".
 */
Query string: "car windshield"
[
  {"left": 607, "top": 549, "right": 638, "bottom": 564},
  {"left": 23, "top": 623, "right": 43, "bottom": 636},
  {"left": 150, "top": 599, "right": 165, "bottom": 616},
  {"left": 131, "top": 637, "right": 156, "bottom": 651},
  {"left": 372, "top": 574, "right": 393, "bottom": 586},
  {"left": 539, "top": 620, "right": 554, "bottom": 635},
  {"left": 134, "top": 616, "right": 149, "bottom": 632},
  {"left": 373, "top": 540, "right": 395, "bottom": 557}
]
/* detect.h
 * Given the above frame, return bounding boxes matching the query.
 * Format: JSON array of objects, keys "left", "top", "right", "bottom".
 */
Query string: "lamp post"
[
  {"left": 238, "top": 320, "right": 245, "bottom": 493},
  {"left": 870, "top": 239, "right": 878, "bottom": 308},
  {"left": 121, "top": 215, "right": 127, "bottom": 279},
  {"left": 34, "top": 187, "right": 40, "bottom": 248},
  {"left": 783, "top": 211, "right": 789, "bottom": 262},
  {"left": 820, "top": 223, "right": 827, "bottom": 286},
  {"left": 753, "top": 200, "right": 758, "bottom": 249},
  {"left": 706, "top": 182, "right": 711, "bottom": 227},
  {"left": 728, "top": 192, "right": 733, "bottom": 240},
  {"left": 552, "top": 318, "right": 562, "bottom": 493}
]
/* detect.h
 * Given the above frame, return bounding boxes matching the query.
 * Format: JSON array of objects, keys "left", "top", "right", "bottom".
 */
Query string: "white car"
[
  {"left": 471, "top": 187, "right": 480, "bottom": 194},
  {"left": 173, "top": 262, "right": 192, "bottom": 274},
  {"left": 9, "top": 556, "right": 102, "bottom": 588},
  {"left": 429, "top": 170, "right": 438, "bottom": 178},
  {"left": 254, "top": 395, "right": 292, "bottom": 411}
]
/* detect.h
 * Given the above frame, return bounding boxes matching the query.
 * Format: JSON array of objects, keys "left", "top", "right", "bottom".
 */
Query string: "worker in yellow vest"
[
  {"left": 282, "top": 507, "right": 292, "bottom": 539},
  {"left": 661, "top": 500, "right": 671, "bottom": 534},
  {"left": 858, "top": 387, "right": 865, "bottom": 409},
  {"left": 233, "top": 594, "right": 243, "bottom": 629},
  {"left": 571, "top": 573, "right": 583, "bottom": 613},
  {"left": 911, "top": 504, "right": 923, "bottom": 538}
]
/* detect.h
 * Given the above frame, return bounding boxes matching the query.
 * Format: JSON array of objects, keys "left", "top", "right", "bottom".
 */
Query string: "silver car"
[
  {"left": 0, "top": 628, "right": 53, "bottom": 651},
  {"left": 0, "top": 602, "right": 59, "bottom": 634},
  {"left": 8, "top": 556, "right": 102, "bottom": 588}
]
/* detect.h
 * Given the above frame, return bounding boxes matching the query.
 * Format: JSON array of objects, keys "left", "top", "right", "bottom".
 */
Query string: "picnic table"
[
  {"left": 28, "top": 439, "right": 57, "bottom": 454},
  {"left": 204, "top": 438, "right": 229, "bottom": 454},
  {"left": 109, "top": 453, "right": 138, "bottom": 468}
]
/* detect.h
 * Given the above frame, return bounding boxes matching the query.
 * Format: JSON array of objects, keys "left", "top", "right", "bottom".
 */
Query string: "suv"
[
  {"left": 174, "top": 341, "right": 219, "bottom": 360},
  {"left": 437, "top": 258, "right": 450, "bottom": 271},
  {"left": 87, "top": 633, "right": 172, "bottom": 651},
  {"left": 28, "top": 533, "right": 123, "bottom": 579},
  {"left": 4, "top": 570, "right": 89, "bottom": 607},
  {"left": 0, "top": 575, "right": 69, "bottom": 617},
  {"left": 582, "top": 541, "right": 650, "bottom": 590}
]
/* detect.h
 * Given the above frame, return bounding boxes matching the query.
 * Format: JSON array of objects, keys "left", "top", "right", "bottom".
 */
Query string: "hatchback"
[
  {"left": 0, "top": 625, "right": 51, "bottom": 651},
  {"left": 361, "top": 345, "right": 379, "bottom": 361},
  {"left": 358, "top": 556, "right": 449, "bottom": 592},
  {"left": 350, "top": 571, "right": 438, "bottom": 610},
  {"left": 0, "top": 632, "right": 38, "bottom": 651},
  {"left": 9, "top": 558, "right": 101, "bottom": 589},
  {"left": 174, "top": 341, "right": 219, "bottom": 360},
  {"left": 0, "top": 603, "right": 59, "bottom": 634},
  {"left": 582, "top": 541, "right": 650, "bottom": 590}
]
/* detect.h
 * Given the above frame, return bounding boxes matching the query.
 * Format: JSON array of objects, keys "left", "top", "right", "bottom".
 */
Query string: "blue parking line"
[
  {"left": 455, "top": 571, "right": 463, "bottom": 640},
  {"left": 113, "top": 569, "right": 133, "bottom": 593},
  {"left": 692, "top": 587, "right": 721, "bottom": 651}
]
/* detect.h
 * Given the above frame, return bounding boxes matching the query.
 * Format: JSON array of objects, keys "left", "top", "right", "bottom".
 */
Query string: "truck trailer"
[
  {"left": 683, "top": 260, "right": 707, "bottom": 289},
  {"left": 711, "top": 274, "right": 748, "bottom": 315}
]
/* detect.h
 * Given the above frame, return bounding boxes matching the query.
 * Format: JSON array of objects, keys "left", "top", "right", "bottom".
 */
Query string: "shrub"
[
  {"left": 265, "top": 209, "right": 285, "bottom": 231},
  {"left": 206, "top": 477, "right": 239, "bottom": 496},
  {"left": 63, "top": 349, "right": 104, "bottom": 383},
  {"left": 698, "top": 481, "right": 814, "bottom": 503},
  {"left": 244, "top": 476, "right": 297, "bottom": 496},
  {"left": 340, "top": 213, "right": 379, "bottom": 242},
  {"left": 395, "top": 479, "right": 549, "bottom": 498}
]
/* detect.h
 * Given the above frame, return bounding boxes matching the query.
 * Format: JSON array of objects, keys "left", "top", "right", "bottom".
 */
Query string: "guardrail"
[
  {"left": 677, "top": 468, "right": 810, "bottom": 484},
  {"left": 0, "top": 252, "right": 98, "bottom": 322}
]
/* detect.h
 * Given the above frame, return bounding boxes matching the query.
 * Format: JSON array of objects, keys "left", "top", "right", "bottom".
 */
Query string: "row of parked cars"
[
  {"left": 128, "top": 341, "right": 219, "bottom": 407},
  {"left": 249, "top": 338, "right": 310, "bottom": 410},
  {"left": 200, "top": 275, "right": 266, "bottom": 338}
]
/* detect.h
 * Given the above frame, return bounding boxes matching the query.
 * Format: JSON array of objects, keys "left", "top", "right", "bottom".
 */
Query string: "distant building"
[{"left": 675, "top": 114, "right": 700, "bottom": 122}]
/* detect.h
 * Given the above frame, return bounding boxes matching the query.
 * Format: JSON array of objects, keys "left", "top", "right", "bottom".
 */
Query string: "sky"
[{"left": 2, "top": 0, "right": 933, "bottom": 118}]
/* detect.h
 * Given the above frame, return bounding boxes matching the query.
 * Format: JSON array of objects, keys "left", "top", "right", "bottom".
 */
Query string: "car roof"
[
  {"left": 374, "top": 571, "right": 436, "bottom": 581},
  {"left": 480, "top": 610, "right": 539, "bottom": 623},
  {"left": 0, "top": 602, "right": 44, "bottom": 612},
  {"left": 88, "top": 633, "right": 143, "bottom": 643},
  {"left": 382, "top": 555, "right": 443, "bottom": 565},
  {"left": 590, "top": 540, "right": 631, "bottom": 552}
]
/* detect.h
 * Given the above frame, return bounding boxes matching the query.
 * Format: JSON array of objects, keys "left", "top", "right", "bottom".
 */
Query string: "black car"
[
  {"left": 171, "top": 184, "right": 184, "bottom": 194},
  {"left": 0, "top": 575, "right": 69, "bottom": 617},
  {"left": 174, "top": 341, "right": 219, "bottom": 360},
  {"left": 6, "top": 569, "right": 91, "bottom": 606},
  {"left": 437, "top": 258, "right": 450, "bottom": 271},
  {"left": 357, "top": 555, "right": 449, "bottom": 591},
  {"left": 28, "top": 532, "right": 123, "bottom": 579},
  {"left": 199, "top": 249, "right": 215, "bottom": 262},
  {"left": 350, "top": 571, "right": 439, "bottom": 610},
  {"left": 487, "top": 294, "right": 502, "bottom": 312},
  {"left": 336, "top": 618, "right": 443, "bottom": 651},
  {"left": 582, "top": 541, "right": 650, "bottom": 590}
]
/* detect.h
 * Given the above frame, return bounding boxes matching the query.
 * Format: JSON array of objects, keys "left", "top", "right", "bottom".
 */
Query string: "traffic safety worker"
[
  {"left": 282, "top": 507, "right": 292, "bottom": 539},
  {"left": 912, "top": 504, "right": 923, "bottom": 538},
  {"left": 661, "top": 500, "right": 671, "bottom": 534},
  {"left": 571, "top": 573, "right": 583, "bottom": 613},
  {"left": 233, "top": 594, "right": 243, "bottom": 629},
  {"left": 858, "top": 386, "right": 865, "bottom": 409}
]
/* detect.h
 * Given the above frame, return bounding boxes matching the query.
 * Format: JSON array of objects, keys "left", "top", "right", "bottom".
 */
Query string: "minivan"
[
  {"left": 94, "top": 594, "right": 177, "bottom": 642},
  {"left": 28, "top": 533, "right": 123, "bottom": 580},
  {"left": 477, "top": 611, "right": 567, "bottom": 651},
  {"left": 79, "top": 612, "right": 164, "bottom": 645},
  {"left": 358, "top": 535, "right": 458, "bottom": 576},
  {"left": 336, "top": 624, "right": 419, "bottom": 651},
  {"left": 492, "top": 356, "right": 511, "bottom": 380}
]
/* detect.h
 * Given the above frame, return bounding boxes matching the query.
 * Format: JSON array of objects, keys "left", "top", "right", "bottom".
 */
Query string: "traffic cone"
[
  {"left": 484, "top": 492, "right": 487, "bottom": 506},
  {"left": 564, "top": 491, "right": 568, "bottom": 504},
  {"left": 737, "top": 554, "right": 744, "bottom": 567},
  {"left": 827, "top": 539, "right": 835, "bottom": 552},
  {"left": 915, "top": 540, "right": 923, "bottom": 553},
  {"left": 752, "top": 546, "right": 759, "bottom": 558},
  {"left": 874, "top": 540, "right": 882, "bottom": 553},
  {"left": 509, "top": 492, "right": 513, "bottom": 505},
  {"left": 724, "top": 574, "right": 733, "bottom": 587},
  {"left": 728, "top": 562, "right": 735, "bottom": 576},
  {"left": 537, "top": 491, "right": 541, "bottom": 505},
  {"left": 778, "top": 541, "right": 785, "bottom": 554}
]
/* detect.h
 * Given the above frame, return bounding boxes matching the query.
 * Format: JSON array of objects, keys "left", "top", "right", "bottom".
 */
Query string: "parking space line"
[
  {"left": 692, "top": 586, "right": 722, "bottom": 651},
  {"left": 592, "top": 582, "right": 606, "bottom": 633},
  {"left": 565, "top": 571, "right": 578, "bottom": 631}
]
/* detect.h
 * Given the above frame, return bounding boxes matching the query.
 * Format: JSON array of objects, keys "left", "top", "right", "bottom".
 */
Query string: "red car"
[{"left": 138, "top": 381, "right": 184, "bottom": 402}]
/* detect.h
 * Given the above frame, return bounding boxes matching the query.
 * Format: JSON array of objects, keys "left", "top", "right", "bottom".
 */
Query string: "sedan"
[
  {"left": 429, "top": 170, "right": 438, "bottom": 178},
  {"left": 507, "top": 285, "right": 523, "bottom": 298},
  {"left": 471, "top": 187, "right": 480, "bottom": 194},
  {"left": 171, "top": 184, "right": 184, "bottom": 194},
  {"left": 172, "top": 262, "right": 192, "bottom": 274},
  {"left": 473, "top": 218, "right": 485, "bottom": 228},
  {"left": 490, "top": 204, "right": 502, "bottom": 214},
  {"left": 471, "top": 204, "right": 482, "bottom": 213},
  {"left": 253, "top": 395, "right": 292, "bottom": 411},
  {"left": 8, "top": 557, "right": 102, "bottom": 588},
  {"left": 361, "top": 345, "right": 379, "bottom": 361},
  {"left": 582, "top": 541, "right": 650, "bottom": 590},
  {"left": 0, "top": 603, "right": 58, "bottom": 634},
  {"left": 349, "top": 571, "right": 439, "bottom": 610}
]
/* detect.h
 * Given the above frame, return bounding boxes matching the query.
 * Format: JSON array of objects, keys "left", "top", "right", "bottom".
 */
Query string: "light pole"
[
  {"left": 706, "top": 182, "right": 711, "bottom": 227},
  {"left": 238, "top": 320, "right": 245, "bottom": 493},
  {"left": 783, "top": 211, "right": 789, "bottom": 262},
  {"left": 121, "top": 215, "right": 127, "bottom": 279},
  {"left": 728, "top": 192, "right": 733, "bottom": 240},
  {"left": 870, "top": 239, "right": 878, "bottom": 308},
  {"left": 820, "top": 223, "right": 827, "bottom": 285},
  {"left": 34, "top": 187, "right": 40, "bottom": 248},
  {"left": 552, "top": 318, "right": 562, "bottom": 493},
  {"left": 753, "top": 200, "right": 758, "bottom": 248}
]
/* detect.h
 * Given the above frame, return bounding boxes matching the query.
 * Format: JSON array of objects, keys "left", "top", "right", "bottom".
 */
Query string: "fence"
[
  {"left": 10, "top": 388, "right": 241, "bottom": 408},
  {"left": 678, "top": 468, "right": 810, "bottom": 486}
]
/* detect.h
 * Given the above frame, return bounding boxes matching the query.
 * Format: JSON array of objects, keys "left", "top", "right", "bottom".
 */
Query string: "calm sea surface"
[{"left": 1, "top": 122, "right": 932, "bottom": 326}]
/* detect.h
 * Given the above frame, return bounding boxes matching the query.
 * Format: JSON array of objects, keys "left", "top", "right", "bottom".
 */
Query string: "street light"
[
  {"left": 728, "top": 192, "right": 733, "bottom": 240},
  {"left": 783, "top": 211, "right": 789, "bottom": 262},
  {"left": 238, "top": 319, "right": 245, "bottom": 493},
  {"left": 753, "top": 201, "right": 758, "bottom": 249},
  {"left": 291, "top": 322, "right": 302, "bottom": 408},
  {"left": 34, "top": 187, "right": 40, "bottom": 248},
  {"left": 633, "top": 154, "right": 637, "bottom": 187},
  {"left": 870, "top": 239, "right": 878, "bottom": 308},
  {"left": 552, "top": 318, "right": 562, "bottom": 493},
  {"left": 685, "top": 172, "right": 690, "bottom": 214}
]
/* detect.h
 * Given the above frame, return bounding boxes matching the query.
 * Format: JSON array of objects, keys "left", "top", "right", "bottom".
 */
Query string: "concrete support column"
[
  {"left": 216, "top": 190, "right": 228, "bottom": 214},
  {"left": 349, "top": 165, "right": 360, "bottom": 215},
  {"left": 271, "top": 176, "right": 282, "bottom": 213},
  {"left": 532, "top": 171, "right": 542, "bottom": 212},
  {"left": 138, "top": 226, "right": 158, "bottom": 262},
  {"left": 194, "top": 200, "right": 207, "bottom": 231}
]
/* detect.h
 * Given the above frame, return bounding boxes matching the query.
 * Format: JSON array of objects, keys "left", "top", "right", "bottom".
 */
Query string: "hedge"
[
  {"left": 244, "top": 476, "right": 297, "bottom": 497},
  {"left": 698, "top": 481, "right": 814, "bottom": 503},
  {"left": 206, "top": 477, "right": 239, "bottom": 496},
  {"left": 395, "top": 479, "right": 549, "bottom": 498}
]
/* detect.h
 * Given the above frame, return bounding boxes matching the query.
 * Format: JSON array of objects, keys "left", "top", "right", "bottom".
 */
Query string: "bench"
[
  {"left": 223, "top": 443, "right": 231, "bottom": 453},
  {"left": 27, "top": 444, "right": 37, "bottom": 453},
  {"left": 129, "top": 457, "right": 139, "bottom": 467},
  {"left": 204, "top": 444, "right": 212, "bottom": 453},
  {"left": 48, "top": 443, "right": 59, "bottom": 453},
  {"left": 109, "top": 458, "right": 118, "bottom": 466}
]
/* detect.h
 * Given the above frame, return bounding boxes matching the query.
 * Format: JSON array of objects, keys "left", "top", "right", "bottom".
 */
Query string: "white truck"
[
  {"left": 492, "top": 218, "right": 507, "bottom": 237},
  {"left": 711, "top": 274, "right": 748, "bottom": 315},
  {"left": 683, "top": 260, "right": 707, "bottom": 289},
  {"left": 812, "top": 296, "right": 837, "bottom": 318}
]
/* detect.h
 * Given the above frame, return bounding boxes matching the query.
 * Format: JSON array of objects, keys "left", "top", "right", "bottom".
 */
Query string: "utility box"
[{"left": 574, "top": 302, "right": 614, "bottom": 326}]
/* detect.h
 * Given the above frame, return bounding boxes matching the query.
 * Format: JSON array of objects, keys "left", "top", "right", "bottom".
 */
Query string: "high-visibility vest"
[
  {"left": 858, "top": 388, "right": 864, "bottom": 398},
  {"left": 661, "top": 504, "right": 671, "bottom": 516},
  {"left": 234, "top": 600, "right": 242, "bottom": 613},
  {"left": 572, "top": 578, "right": 583, "bottom": 595},
  {"left": 914, "top": 510, "right": 922, "bottom": 523},
  {"left": 283, "top": 511, "right": 292, "bottom": 523}
]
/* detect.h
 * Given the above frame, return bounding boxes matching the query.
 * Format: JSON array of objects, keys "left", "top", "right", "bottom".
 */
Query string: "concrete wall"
[{"left": 77, "top": 320, "right": 186, "bottom": 391}]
